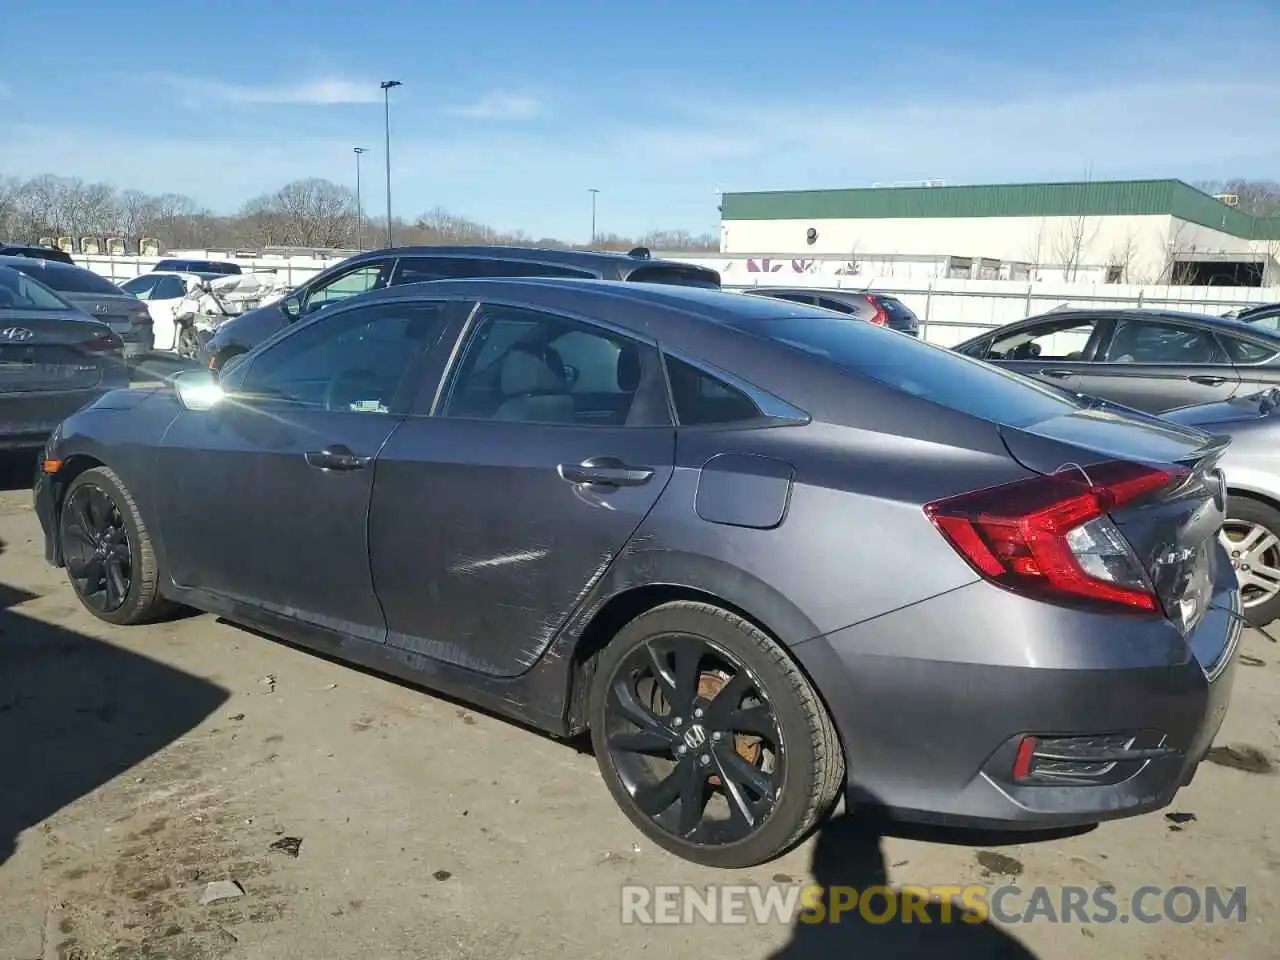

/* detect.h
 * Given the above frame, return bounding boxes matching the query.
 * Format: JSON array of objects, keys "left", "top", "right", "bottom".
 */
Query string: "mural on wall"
[{"left": 742, "top": 257, "right": 860, "bottom": 274}]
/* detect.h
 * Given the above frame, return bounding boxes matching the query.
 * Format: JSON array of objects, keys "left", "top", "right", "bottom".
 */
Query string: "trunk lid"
[
  {"left": 60, "top": 292, "right": 151, "bottom": 340},
  {"left": 998, "top": 402, "right": 1230, "bottom": 635},
  {"left": 0, "top": 313, "right": 119, "bottom": 393}
]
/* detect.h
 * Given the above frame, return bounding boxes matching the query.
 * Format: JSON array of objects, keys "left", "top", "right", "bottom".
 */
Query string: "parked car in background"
[
  {"left": 0, "top": 256, "right": 153, "bottom": 358},
  {"left": 36, "top": 278, "right": 1239, "bottom": 866},
  {"left": 745, "top": 287, "right": 920, "bottom": 335},
  {"left": 201, "top": 245, "right": 721, "bottom": 370},
  {"left": 1223, "top": 302, "right": 1279, "bottom": 322},
  {"left": 0, "top": 243, "right": 75, "bottom": 264},
  {"left": 1233, "top": 302, "right": 1280, "bottom": 332},
  {"left": 955, "top": 308, "right": 1280, "bottom": 413},
  {"left": 152, "top": 258, "right": 242, "bottom": 279},
  {"left": 120, "top": 272, "right": 206, "bottom": 355},
  {"left": 1165, "top": 388, "right": 1280, "bottom": 626},
  {"left": 0, "top": 264, "right": 128, "bottom": 449}
]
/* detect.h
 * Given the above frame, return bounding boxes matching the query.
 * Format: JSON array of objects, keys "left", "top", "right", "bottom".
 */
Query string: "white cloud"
[
  {"left": 155, "top": 74, "right": 383, "bottom": 106},
  {"left": 445, "top": 92, "right": 545, "bottom": 121}
]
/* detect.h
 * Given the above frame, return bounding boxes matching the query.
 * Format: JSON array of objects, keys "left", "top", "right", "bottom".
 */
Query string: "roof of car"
[
  {"left": 348, "top": 244, "right": 716, "bottom": 273},
  {"left": 0, "top": 254, "right": 87, "bottom": 274}
]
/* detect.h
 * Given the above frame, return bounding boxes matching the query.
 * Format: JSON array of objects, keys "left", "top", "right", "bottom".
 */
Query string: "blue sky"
[{"left": 2, "top": 0, "right": 1279, "bottom": 241}]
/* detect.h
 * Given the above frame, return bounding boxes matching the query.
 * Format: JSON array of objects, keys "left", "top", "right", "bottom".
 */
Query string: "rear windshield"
[
  {"left": 0, "top": 266, "right": 75, "bottom": 310},
  {"left": 875, "top": 296, "right": 917, "bottom": 320},
  {"left": 735, "top": 313, "right": 1082, "bottom": 427},
  {"left": 626, "top": 265, "right": 721, "bottom": 289},
  {"left": 8, "top": 262, "right": 122, "bottom": 295}
]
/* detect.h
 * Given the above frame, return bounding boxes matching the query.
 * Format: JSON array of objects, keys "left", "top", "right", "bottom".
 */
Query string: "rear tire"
[
  {"left": 59, "top": 466, "right": 176, "bottom": 626},
  {"left": 176, "top": 324, "right": 202, "bottom": 360},
  {"left": 588, "top": 600, "right": 844, "bottom": 868},
  {"left": 1223, "top": 495, "right": 1280, "bottom": 627}
]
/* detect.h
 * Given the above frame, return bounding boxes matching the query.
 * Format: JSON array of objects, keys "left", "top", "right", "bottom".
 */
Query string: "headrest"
[
  {"left": 500, "top": 347, "right": 566, "bottom": 395},
  {"left": 616, "top": 343, "right": 641, "bottom": 392}
]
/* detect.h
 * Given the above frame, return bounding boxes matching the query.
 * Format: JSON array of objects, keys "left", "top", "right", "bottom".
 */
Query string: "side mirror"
[
  {"left": 281, "top": 293, "right": 302, "bottom": 322},
  {"left": 172, "top": 369, "right": 224, "bottom": 411}
]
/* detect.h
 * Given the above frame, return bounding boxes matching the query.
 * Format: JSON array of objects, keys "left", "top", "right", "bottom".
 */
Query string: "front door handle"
[
  {"left": 558, "top": 456, "right": 654, "bottom": 487},
  {"left": 1187, "top": 375, "right": 1228, "bottom": 386},
  {"left": 305, "top": 444, "right": 371, "bottom": 472},
  {"left": 1039, "top": 368, "right": 1076, "bottom": 379}
]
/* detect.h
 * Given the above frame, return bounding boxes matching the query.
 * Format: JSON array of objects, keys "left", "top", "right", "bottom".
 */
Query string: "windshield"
[
  {"left": 0, "top": 265, "right": 76, "bottom": 311},
  {"left": 733, "top": 311, "right": 1084, "bottom": 428},
  {"left": 6, "top": 261, "right": 124, "bottom": 295}
]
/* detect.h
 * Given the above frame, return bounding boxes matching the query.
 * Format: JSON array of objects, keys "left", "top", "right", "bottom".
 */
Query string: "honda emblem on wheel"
[
  {"left": 682, "top": 725, "right": 708, "bottom": 749},
  {"left": 0, "top": 327, "right": 33, "bottom": 341}
]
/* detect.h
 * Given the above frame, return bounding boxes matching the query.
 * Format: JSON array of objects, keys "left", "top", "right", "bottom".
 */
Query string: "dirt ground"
[{"left": 0, "top": 459, "right": 1276, "bottom": 960}]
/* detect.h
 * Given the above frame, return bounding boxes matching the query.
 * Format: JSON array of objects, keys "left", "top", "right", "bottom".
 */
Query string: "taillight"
[
  {"left": 80, "top": 331, "right": 123, "bottom": 354},
  {"left": 924, "top": 461, "right": 1187, "bottom": 613},
  {"left": 864, "top": 295, "right": 889, "bottom": 326}
]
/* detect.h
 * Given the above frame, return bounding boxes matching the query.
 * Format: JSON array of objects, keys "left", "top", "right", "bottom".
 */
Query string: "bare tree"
[
  {"left": 1159, "top": 220, "right": 1199, "bottom": 285},
  {"left": 1052, "top": 214, "right": 1099, "bottom": 281},
  {"left": 1106, "top": 229, "right": 1140, "bottom": 283},
  {"left": 1194, "top": 179, "right": 1280, "bottom": 217},
  {"left": 1023, "top": 218, "right": 1050, "bottom": 279}
]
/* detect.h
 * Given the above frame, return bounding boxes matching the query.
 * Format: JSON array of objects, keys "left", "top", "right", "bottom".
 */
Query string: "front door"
[
  {"left": 154, "top": 300, "right": 453, "bottom": 641},
  {"left": 368, "top": 302, "right": 676, "bottom": 677}
]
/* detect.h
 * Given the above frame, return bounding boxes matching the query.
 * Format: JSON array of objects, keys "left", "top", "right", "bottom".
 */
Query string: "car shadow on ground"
[
  {"left": 0, "top": 560, "right": 230, "bottom": 868},
  {"left": 0, "top": 452, "right": 37, "bottom": 492},
  {"left": 768, "top": 810, "right": 1061, "bottom": 959}
]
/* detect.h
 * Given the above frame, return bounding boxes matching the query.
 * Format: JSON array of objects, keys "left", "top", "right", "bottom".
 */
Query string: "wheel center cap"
[{"left": 682, "top": 724, "right": 708, "bottom": 750}]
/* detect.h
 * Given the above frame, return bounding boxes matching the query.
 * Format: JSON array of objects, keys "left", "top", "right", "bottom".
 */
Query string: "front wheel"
[
  {"left": 1221, "top": 496, "right": 1280, "bottom": 627},
  {"left": 59, "top": 466, "right": 175, "bottom": 625},
  {"left": 176, "top": 324, "right": 203, "bottom": 360},
  {"left": 589, "top": 601, "right": 844, "bottom": 868}
]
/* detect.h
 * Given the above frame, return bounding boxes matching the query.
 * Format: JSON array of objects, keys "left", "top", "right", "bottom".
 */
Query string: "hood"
[{"left": 1162, "top": 389, "right": 1280, "bottom": 428}]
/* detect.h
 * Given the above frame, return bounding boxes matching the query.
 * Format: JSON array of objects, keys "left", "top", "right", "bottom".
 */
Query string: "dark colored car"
[
  {"left": 201, "top": 245, "right": 721, "bottom": 370},
  {"left": 955, "top": 308, "right": 1280, "bottom": 413},
  {"left": 153, "top": 258, "right": 242, "bottom": 278},
  {"left": 0, "top": 264, "right": 128, "bottom": 449},
  {"left": 744, "top": 287, "right": 920, "bottom": 335},
  {"left": 0, "top": 243, "right": 75, "bottom": 265},
  {"left": 1233, "top": 302, "right": 1280, "bottom": 332},
  {"left": 0, "top": 256, "right": 153, "bottom": 358},
  {"left": 35, "top": 278, "right": 1239, "bottom": 867}
]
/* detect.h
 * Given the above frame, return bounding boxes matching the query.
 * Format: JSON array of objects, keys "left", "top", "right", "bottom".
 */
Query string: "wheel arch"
[{"left": 44, "top": 453, "right": 106, "bottom": 564}]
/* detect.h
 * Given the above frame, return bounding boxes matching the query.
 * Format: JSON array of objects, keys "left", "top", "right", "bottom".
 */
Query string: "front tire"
[
  {"left": 1222, "top": 495, "right": 1280, "bottom": 627},
  {"left": 59, "top": 466, "right": 174, "bottom": 625},
  {"left": 589, "top": 600, "right": 844, "bottom": 868},
  {"left": 176, "top": 324, "right": 202, "bottom": 360}
]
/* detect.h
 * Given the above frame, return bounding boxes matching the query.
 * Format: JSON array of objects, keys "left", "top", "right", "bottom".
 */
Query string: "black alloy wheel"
[
  {"left": 590, "top": 601, "right": 843, "bottom": 868},
  {"left": 60, "top": 481, "right": 132, "bottom": 613}
]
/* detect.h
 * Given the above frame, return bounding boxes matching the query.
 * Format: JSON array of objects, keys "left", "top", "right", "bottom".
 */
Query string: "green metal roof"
[{"left": 721, "top": 179, "right": 1280, "bottom": 240}]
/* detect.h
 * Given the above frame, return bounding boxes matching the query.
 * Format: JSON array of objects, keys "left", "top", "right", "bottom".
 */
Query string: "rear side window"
[
  {"left": 627, "top": 265, "right": 720, "bottom": 288},
  {"left": 736, "top": 314, "right": 1082, "bottom": 428},
  {"left": 664, "top": 355, "right": 763, "bottom": 425},
  {"left": 1221, "top": 335, "right": 1277, "bottom": 364}
]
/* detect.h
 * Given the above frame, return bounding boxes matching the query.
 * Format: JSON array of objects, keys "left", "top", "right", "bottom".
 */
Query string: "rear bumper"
[
  {"left": 794, "top": 574, "right": 1241, "bottom": 829},
  {"left": 0, "top": 381, "right": 125, "bottom": 450}
]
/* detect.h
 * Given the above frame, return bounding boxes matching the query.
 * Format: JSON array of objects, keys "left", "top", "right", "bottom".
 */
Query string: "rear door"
[
  {"left": 1073, "top": 316, "right": 1240, "bottom": 412},
  {"left": 368, "top": 300, "right": 676, "bottom": 677}
]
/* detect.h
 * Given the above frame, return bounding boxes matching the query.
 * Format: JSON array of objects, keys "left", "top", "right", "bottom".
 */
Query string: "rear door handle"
[
  {"left": 558, "top": 457, "right": 654, "bottom": 487},
  {"left": 1187, "top": 375, "right": 1228, "bottom": 386},
  {"left": 1039, "top": 368, "right": 1077, "bottom": 379},
  {"left": 305, "top": 444, "right": 371, "bottom": 472}
]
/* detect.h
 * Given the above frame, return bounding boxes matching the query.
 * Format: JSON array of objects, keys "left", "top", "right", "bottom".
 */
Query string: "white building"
[{"left": 719, "top": 179, "right": 1280, "bottom": 287}]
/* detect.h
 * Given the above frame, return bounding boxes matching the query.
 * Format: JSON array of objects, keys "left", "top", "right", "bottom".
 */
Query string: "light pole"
[
  {"left": 380, "top": 80, "right": 402, "bottom": 247},
  {"left": 588, "top": 188, "right": 600, "bottom": 246},
  {"left": 353, "top": 147, "right": 368, "bottom": 249}
]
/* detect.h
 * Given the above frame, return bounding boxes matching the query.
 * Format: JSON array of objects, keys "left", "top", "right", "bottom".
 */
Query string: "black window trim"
[
  {"left": 427, "top": 297, "right": 667, "bottom": 427},
  {"left": 659, "top": 348, "right": 810, "bottom": 429}
]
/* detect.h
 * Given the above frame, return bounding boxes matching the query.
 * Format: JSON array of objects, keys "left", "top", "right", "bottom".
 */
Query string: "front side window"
[
  {"left": 1100, "top": 319, "right": 1225, "bottom": 364},
  {"left": 238, "top": 302, "right": 448, "bottom": 413},
  {"left": 304, "top": 261, "right": 391, "bottom": 312},
  {"left": 988, "top": 317, "right": 1100, "bottom": 361},
  {"left": 440, "top": 304, "right": 667, "bottom": 426}
]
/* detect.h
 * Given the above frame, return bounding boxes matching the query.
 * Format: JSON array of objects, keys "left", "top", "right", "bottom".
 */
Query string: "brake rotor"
[{"left": 698, "top": 671, "right": 761, "bottom": 784}]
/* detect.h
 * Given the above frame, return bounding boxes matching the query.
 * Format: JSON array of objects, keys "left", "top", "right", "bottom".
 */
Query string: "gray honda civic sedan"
[{"left": 33, "top": 278, "right": 1241, "bottom": 867}]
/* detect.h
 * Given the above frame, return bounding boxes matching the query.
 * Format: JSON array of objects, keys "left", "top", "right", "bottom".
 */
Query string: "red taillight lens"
[
  {"left": 924, "top": 461, "right": 1186, "bottom": 613},
  {"left": 864, "top": 295, "right": 889, "bottom": 325}
]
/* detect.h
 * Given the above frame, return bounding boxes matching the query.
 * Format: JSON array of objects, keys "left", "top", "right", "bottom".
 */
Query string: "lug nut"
[
  {"left": 672, "top": 717, "right": 683, "bottom": 727},
  {"left": 677, "top": 744, "right": 687, "bottom": 755},
  {"left": 693, "top": 708, "right": 704, "bottom": 719},
  {"left": 699, "top": 755, "right": 711, "bottom": 766}
]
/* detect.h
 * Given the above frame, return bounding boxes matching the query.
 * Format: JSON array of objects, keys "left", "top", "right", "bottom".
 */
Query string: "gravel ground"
[{"left": 0, "top": 459, "right": 1276, "bottom": 960}]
